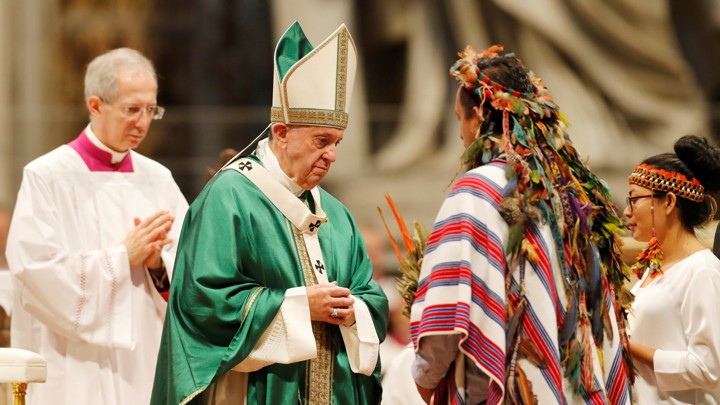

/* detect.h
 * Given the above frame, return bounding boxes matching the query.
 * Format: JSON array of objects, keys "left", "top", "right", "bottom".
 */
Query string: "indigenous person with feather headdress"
[
  {"left": 625, "top": 135, "right": 720, "bottom": 404},
  {"left": 150, "top": 22, "right": 388, "bottom": 405},
  {"left": 409, "top": 46, "right": 635, "bottom": 404}
]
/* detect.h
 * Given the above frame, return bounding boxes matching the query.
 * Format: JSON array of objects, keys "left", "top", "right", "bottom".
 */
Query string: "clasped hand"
[
  {"left": 124, "top": 210, "right": 174, "bottom": 270},
  {"left": 306, "top": 282, "right": 356, "bottom": 326}
]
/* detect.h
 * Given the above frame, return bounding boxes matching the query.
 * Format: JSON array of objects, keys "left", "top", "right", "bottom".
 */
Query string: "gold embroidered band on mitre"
[
  {"left": 629, "top": 163, "right": 704, "bottom": 203},
  {"left": 271, "top": 108, "right": 348, "bottom": 129}
]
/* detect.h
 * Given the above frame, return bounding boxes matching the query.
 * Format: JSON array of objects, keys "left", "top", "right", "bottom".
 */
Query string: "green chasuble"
[{"left": 151, "top": 156, "right": 388, "bottom": 404}]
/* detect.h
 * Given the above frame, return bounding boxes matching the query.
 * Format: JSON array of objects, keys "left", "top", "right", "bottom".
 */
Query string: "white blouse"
[{"left": 629, "top": 249, "right": 720, "bottom": 404}]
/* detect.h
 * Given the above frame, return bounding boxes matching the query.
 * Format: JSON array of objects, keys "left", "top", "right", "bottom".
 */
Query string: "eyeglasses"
[
  {"left": 625, "top": 194, "right": 656, "bottom": 214},
  {"left": 102, "top": 99, "right": 165, "bottom": 120},
  {"left": 118, "top": 105, "right": 165, "bottom": 120}
]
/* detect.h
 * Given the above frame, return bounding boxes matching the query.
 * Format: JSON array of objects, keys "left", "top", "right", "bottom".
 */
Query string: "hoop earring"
[{"left": 630, "top": 197, "right": 664, "bottom": 279}]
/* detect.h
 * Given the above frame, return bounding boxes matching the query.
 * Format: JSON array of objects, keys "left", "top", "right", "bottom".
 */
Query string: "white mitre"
[{"left": 270, "top": 21, "right": 358, "bottom": 129}]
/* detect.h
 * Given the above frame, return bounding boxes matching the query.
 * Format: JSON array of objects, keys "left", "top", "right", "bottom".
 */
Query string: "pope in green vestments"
[{"left": 151, "top": 22, "right": 388, "bottom": 405}]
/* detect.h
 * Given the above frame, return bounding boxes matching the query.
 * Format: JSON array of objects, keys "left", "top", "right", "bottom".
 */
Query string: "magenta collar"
[{"left": 68, "top": 131, "right": 134, "bottom": 172}]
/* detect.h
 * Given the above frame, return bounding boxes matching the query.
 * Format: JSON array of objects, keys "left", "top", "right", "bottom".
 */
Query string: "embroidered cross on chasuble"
[{"left": 292, "top": 225, "right": 334, "bottom": 404}]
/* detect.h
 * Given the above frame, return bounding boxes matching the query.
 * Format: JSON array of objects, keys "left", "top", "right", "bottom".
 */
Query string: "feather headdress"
[{"left": 451, "top": 45, "right": 635, "bottom": 400}]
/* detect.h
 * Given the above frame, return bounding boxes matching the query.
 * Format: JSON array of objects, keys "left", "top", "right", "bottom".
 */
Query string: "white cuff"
[
  {"left": 654, "top": 350, "right": 689, "bottom": 391},
  {"left": 340, "top": 295, "right": 379, "bottom": 375},
  {"left": 233, "top": 286, "right": 316, "bottom": 372}
]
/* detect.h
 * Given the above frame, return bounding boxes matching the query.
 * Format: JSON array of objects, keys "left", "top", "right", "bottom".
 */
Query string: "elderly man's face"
[
  {"left": 272, "top": 124, "right": 344, "bottom": 190},
  {"left": 88, "top": 67, "right": 158, "bottom": 152}
]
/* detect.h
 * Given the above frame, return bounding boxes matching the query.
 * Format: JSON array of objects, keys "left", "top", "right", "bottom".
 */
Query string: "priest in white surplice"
[{"left": 5, "top": 48, "right": 188, "bottom": 405}]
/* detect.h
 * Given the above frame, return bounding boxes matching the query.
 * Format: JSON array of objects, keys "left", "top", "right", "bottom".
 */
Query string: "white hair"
[{"left": 84, "top": 47, "right": 157, "bottom": 102}]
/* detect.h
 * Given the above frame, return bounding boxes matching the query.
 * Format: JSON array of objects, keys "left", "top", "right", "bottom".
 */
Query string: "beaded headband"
[{"left": 629, "top": 163, "right": 704, "bottom": 203}]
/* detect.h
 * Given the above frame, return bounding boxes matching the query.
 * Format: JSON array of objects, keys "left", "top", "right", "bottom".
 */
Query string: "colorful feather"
[
  {"left": 559, "top": 288, "right": 579, "bottom": 346},
  {"left": 377, "top": 207, "right": 403, "bottom": 264},
  {"left": 602, "top": 301, "right": 614, "bottom": 342},
  {"left": 377, "top": 196, "right": 428, "bottom": 318},
  {"left": 630, "top": 236, "right": 664, "bottom": 279},
  {"left": 506, "top": 296, "right": 528, "bottom": 356},
  {"left": 565, "top": 296, "right": 598, "bottom": 395},
  {"left": 521, "top": 239, "right": 541, "bottom": 264},
  {"left": 516, "top": 365, "right": 538, "bottom": 405},
  {"left": 519, "top": 335, "right": 548, "bottom": 369},
  {"left": 586, "top": 243, "right": 604, "bottom": 344},
  {"left": 384, "top": 194, "right": 415, "bottom": 255}
]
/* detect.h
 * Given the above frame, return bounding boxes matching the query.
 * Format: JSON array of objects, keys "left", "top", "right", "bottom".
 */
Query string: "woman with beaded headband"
[
  {"left": 409, "top": 45, "right": 634, "bottom": 404},
  {"left": 624, "top": 135, "right": 720, "bottom": 403}
]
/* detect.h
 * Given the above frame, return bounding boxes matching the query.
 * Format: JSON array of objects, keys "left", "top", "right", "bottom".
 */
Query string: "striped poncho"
[{"left": 410, "top": 160, "right": 632, "bottom": 404}]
